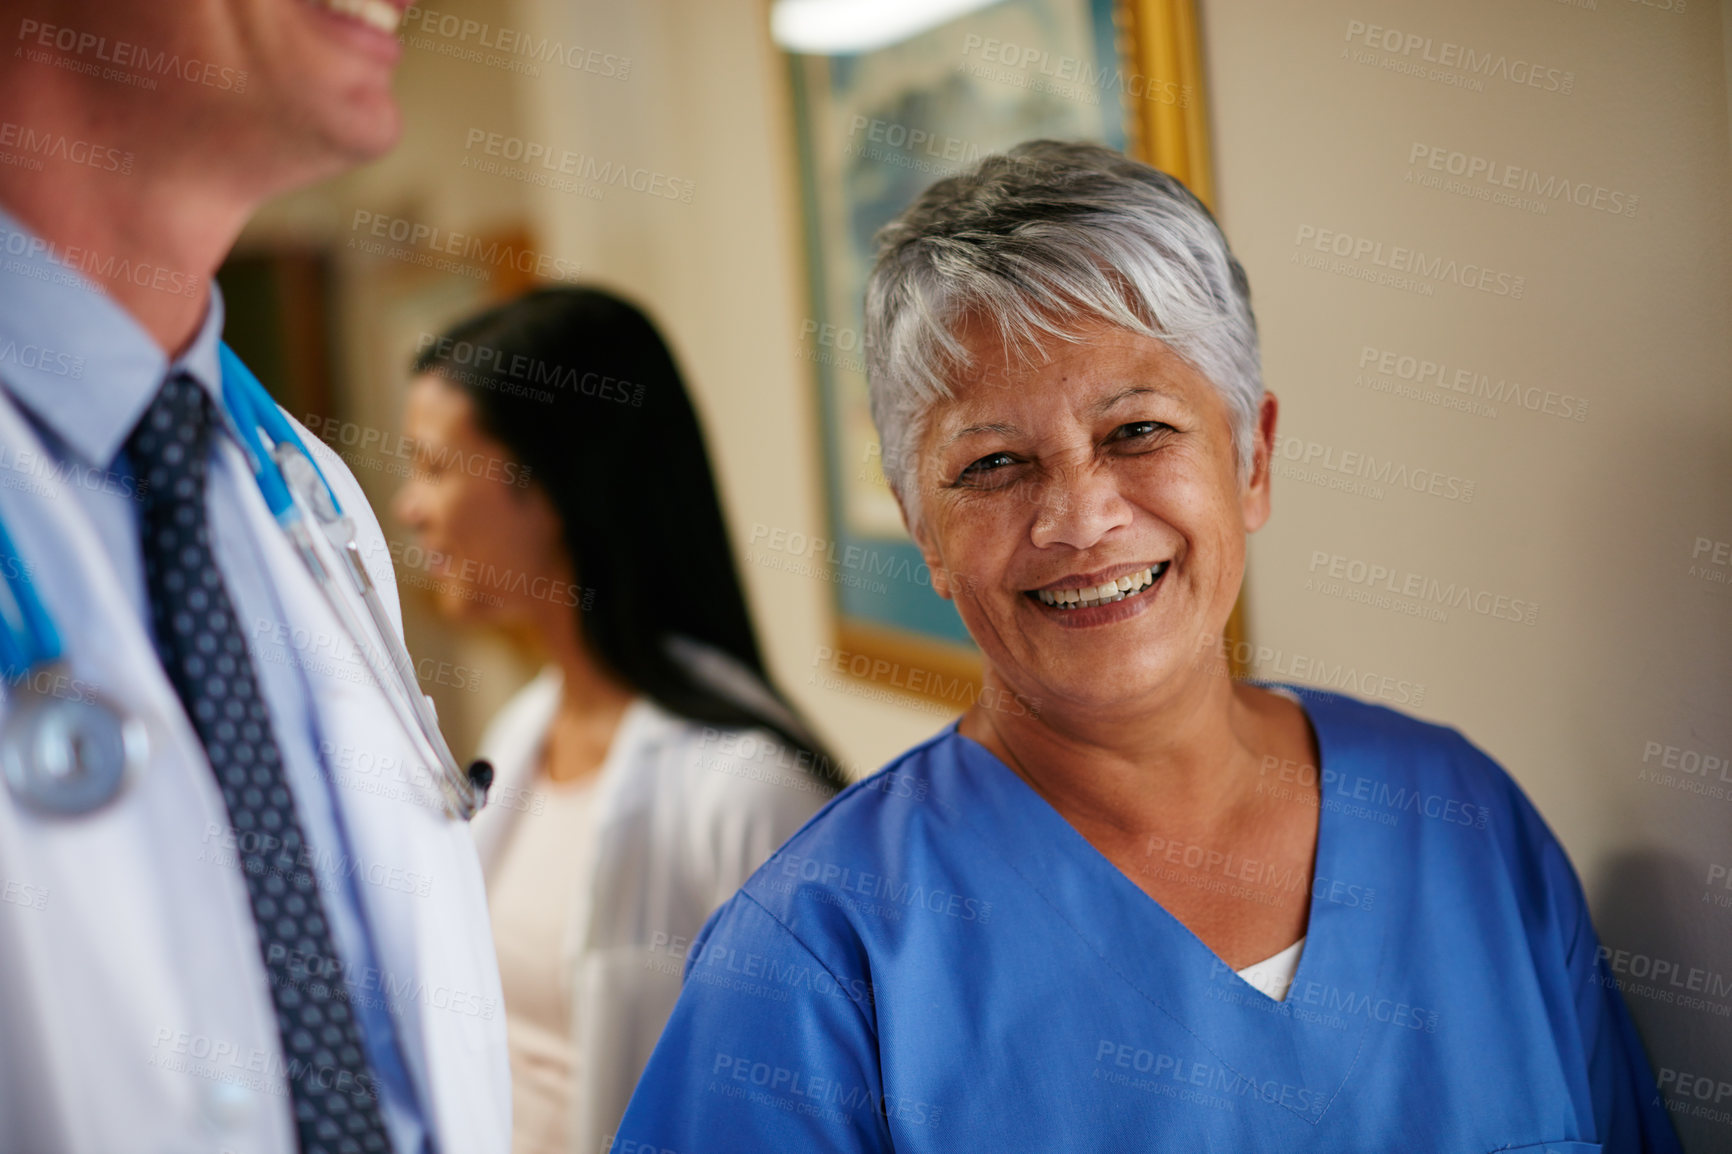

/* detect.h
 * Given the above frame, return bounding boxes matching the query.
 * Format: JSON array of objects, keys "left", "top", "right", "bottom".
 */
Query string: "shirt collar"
[{"left": 0, "top": 203, "right": 226, "bottom": 467}]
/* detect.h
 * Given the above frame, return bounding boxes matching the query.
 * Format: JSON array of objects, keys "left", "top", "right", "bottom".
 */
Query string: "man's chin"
[{"left": 324, "top": 95, "right": 404, "bottom": 164}]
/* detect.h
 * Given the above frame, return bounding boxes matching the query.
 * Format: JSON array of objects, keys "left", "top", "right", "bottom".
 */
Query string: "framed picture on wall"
[{"left": 785, "top": 0, "right": 1221, "bottom": 706}]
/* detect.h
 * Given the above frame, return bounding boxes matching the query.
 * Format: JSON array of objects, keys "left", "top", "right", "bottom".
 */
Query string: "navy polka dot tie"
[{"left": 128, "top": 374, "right": 394, "bottom": 1153}]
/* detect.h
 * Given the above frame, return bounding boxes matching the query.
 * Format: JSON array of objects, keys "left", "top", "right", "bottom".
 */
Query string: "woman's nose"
[
  {"left": 1027, "top": 468, "right": 1134, "bottom": 551},
  {"left": 391, "top": 482, "right": 424, "bottom": 529}
]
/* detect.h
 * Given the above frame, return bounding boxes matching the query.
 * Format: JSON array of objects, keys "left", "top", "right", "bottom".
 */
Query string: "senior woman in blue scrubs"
[{"left": 614, "top": 141, "right": 1679, "bottom": 1151}]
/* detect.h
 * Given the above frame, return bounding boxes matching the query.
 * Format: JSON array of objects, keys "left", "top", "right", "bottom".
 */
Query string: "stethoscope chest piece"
[{"left": 1, "top": 678, "right": 147, "bottom": 815}]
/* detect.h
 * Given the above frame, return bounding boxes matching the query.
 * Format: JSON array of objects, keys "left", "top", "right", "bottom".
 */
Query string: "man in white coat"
[{"left": 0, "top": 1, "right": 509, "bottom": 1150}]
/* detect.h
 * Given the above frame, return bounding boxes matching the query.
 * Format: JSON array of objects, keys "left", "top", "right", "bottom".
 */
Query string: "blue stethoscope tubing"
[
  {"left": 0, "top": 344, "right": 486, "bottom": 820},
  {"left": 0, "top": 507, "right": 149, "bottom": 814}
]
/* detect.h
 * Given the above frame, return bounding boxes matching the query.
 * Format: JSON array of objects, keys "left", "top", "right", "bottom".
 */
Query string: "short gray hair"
[{"left": 863, "top": 139, "right": 1262, "bottom": 518}]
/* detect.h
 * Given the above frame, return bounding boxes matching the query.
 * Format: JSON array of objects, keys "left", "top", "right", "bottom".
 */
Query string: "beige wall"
[
  {"left": 1202, "top": 0, "right": 1732, "bottom": 1145},
  {"left": 245, "top": 0, "right": 1731, "bottom": 1143}
]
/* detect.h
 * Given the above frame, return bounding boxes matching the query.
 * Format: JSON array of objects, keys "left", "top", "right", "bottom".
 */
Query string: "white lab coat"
[
  {"left": 470, "top": 667, "right": 831, "bottom": 1153},
  {"left": 0, "top": 391, "right": 511, "bottom": 1153}
]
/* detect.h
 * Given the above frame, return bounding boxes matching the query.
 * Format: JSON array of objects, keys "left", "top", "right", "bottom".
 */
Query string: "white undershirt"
[
  {"left": 1235, "top": 936, "right": 1306, "bottom": 1001},
  {"left": 489, "top": 776, "right": 601, "bottom": 1154}
]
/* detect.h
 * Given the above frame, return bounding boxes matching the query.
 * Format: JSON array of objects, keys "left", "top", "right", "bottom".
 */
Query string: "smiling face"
[
  {"left": 905, "top": 315, "right": 1277, "bottom": 718},
  {"left": 245, "top": 0, "right": 408, "bottom": 165},
  {"left": 211, "top": 0, "right": 409, "bottom": 175},
  {"left": 43, "top": 0, "right": 408, "bottom": 189}
]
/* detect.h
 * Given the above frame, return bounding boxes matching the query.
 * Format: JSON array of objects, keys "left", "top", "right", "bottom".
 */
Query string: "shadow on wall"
[{"left": 1593, "top": 849, "right": 1732, "bottom": 1151}]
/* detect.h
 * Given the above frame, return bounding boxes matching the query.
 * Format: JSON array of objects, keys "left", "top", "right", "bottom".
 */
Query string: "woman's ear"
[{"left": 1241, "top": 390, "right": 1278, "bottom": 534}]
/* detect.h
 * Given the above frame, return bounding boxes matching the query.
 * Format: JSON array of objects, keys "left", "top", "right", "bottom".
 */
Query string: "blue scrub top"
[{"left": 614, "top": 688, "right": 1680, "bottom": 1152}]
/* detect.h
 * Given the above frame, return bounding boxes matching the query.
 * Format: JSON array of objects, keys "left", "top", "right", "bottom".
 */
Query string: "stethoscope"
[{"left": 0, "top": 343, "right": 490, "bottom": 821}]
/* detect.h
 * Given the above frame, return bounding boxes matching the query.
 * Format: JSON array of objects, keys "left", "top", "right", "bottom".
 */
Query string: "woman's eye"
[
  {"left": 955, "top": 452, "right": 1018, "bottom": 485},
  {"left": 1113, "top": 420, "right": 1169, "bottom": 441}
]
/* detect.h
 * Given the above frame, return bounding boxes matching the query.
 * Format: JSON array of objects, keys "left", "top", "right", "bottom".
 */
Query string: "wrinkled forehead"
[{"left": 923, "top": 320, "right": 1202, "bottom": 436}]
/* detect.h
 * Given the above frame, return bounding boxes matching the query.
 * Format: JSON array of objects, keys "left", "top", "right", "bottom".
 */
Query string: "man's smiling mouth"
[{"left": 302, "top": 0, "right": 404, "bottom": 34}]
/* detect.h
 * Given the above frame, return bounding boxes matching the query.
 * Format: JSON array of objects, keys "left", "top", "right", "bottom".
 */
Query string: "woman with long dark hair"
[{"left": 392, "top": 286, "right": 842, "bottom": 1154}]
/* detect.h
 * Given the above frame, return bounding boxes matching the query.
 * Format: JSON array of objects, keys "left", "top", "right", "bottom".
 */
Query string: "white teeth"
[
  {"left": 309, "top": 0, "right": 402, "bottom": 34},
  {"left": 1034, "top": 564, "right": 1165, "bottom": 609}
]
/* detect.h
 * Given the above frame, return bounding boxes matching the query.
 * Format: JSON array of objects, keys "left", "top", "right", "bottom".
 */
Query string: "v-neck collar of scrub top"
[{"left": 941, "top": 687, "right": 1389, "bottom": 1127}]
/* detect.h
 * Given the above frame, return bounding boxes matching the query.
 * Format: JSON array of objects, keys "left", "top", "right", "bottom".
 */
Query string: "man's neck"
[{"left": 0, "top": 82, "right": 256, "bottom": 357}]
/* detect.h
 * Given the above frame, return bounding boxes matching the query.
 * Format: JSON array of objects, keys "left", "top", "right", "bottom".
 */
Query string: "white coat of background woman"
[{"left": 393, "top": 287, "right": 844, "bottom": 1154}]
